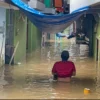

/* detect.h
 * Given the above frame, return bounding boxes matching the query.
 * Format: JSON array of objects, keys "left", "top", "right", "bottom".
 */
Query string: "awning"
[{"left": 11, "top": 0, "right": 92, "bottom": 33}]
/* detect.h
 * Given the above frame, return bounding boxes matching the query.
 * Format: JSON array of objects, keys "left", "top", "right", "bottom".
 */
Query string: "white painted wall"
[
  {"left": 0, "top": 7, "right": 6, "bottom": 65},
  {"left": 70, "top": 0, "right": 100, "bottom": 13}
]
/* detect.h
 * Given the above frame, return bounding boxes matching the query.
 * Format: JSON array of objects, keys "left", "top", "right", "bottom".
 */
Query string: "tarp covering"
[
  {"left": 11, "top": 0, "right": 90, "bottom": 33},
  {"left": 56, "top": 32, "right": 68, "bottom": 38}
]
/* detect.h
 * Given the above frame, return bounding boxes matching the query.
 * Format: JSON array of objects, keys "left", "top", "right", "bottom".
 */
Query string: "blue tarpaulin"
[
  {"left": 56, "top": 32, "right": 68, "bottom": 38},
  {"left": 11, "top": 0, "right": 91, "bottom": 33}
]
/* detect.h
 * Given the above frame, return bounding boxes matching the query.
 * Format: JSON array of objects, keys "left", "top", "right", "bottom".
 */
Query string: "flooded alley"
[{"left": 0, "top": 38, "right": 99, "bottom": 99}]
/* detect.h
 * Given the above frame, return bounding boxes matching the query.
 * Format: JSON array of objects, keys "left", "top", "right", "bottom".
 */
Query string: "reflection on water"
[{"left": 0, "top": 38, "right": 100, "bottom": 99}]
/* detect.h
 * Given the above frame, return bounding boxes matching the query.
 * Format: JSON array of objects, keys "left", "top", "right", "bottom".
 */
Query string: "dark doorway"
[{"left": 5, "top": 9, "right": 14, "bottom": 64}]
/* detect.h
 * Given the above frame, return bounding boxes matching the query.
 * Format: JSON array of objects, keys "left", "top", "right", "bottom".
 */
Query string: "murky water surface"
[{"left": 0, "top": 38, "right": 100, "bottom": 99}]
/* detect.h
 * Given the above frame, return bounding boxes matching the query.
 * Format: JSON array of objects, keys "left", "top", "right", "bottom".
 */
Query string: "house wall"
[
  {"left": 70, "top": 0, "right": 100, "bottom": 12},
  {"left": 27, "top": 20, "right": 42, "bottom": 53},
  {"left": 93, "top": 33, "right": 97, "bottom": 60},
  {"left": 0, "top": 7, "right": 6, "bottom": 66},
  {"left": 94, "top": 19, "right": 100, "bottom": 61},
  {"left": 14, "top": 11, "right": 27, "bottom": 64}
]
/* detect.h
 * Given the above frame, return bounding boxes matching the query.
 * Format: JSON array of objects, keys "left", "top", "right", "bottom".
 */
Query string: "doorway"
[{"left": 5, "top": 9, "right": 14, "bottom": 64}]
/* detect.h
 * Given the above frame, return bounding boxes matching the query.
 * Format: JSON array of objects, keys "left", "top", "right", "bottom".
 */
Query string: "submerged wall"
[
  {"left": 93, "top": 19, "right": 100, "bottom": 61},
  {"left": 6, "top": 10, "right": 42, "bottom": 64},
  {"left": 0, "top": 7, "right": 6, "bottom": 66},
  {"left": 27, "top": 20, "right": 42, "bottom": 53},
  {"left": 14, "top": 11, "right": 27, "bottom": 64}
]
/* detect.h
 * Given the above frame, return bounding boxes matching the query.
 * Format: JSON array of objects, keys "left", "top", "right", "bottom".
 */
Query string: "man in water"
[{"left": 52, "top": 50, "right": 76, "bottom": 82}]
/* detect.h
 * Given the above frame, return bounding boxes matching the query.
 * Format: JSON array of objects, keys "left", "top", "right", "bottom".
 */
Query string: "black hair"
[{"left": 61, "top": 50, "right": 69, "bottom": 61}]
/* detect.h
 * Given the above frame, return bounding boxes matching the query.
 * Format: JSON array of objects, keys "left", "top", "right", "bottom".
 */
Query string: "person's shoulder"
[
  {"left": 54, "top": 61, "right": 62, "bottom": 64},
  {"left": 67, "top": 61, "right": 74, "bottom": 64}
]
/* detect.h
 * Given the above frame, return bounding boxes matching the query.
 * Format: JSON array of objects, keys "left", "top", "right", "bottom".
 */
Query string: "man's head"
[{"left": 61, "top": 50, "right": 69, "bottom": 61}]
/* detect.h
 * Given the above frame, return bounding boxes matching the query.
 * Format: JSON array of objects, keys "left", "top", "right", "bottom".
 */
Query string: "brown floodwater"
[{"left": 0, "top": 38, "right": 100, "bottom": 99}]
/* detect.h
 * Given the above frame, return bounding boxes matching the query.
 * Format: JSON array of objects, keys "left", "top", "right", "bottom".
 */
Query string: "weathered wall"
[
  {"left": 0, "top": 7, "right": 6, "bottom": 66},
  {"left": 94, "top": 19, "right": 100, "bottom": 61},
  {"left": 70, "top": 0, "right": 100, "bottom": 12},
  {"left": 27, "top": 20, "right": 42, "bottom": 53},
  {"left": 14, "top": 11, "right": 27, "bottom": 64}
]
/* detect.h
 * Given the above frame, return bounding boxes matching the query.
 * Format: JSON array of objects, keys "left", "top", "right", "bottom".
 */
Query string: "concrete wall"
[
  {"left": 70, "top": 0, "right": 100, "bottom": 12},
  {"left": 14, "top": 11, "right": 27, "bottom": 64},
  {"left": 92, "top": 14, "right": 100, "bottom": 62},
  {"left": 0, "top": 7, "right": 6, "bottom": 66},
  {"left": 94, "top": 19, "right": 100, "bottom": 61},
  {"left": 27, "top": 20, "right": 42, "bottom": 53},
  {"left": 93, "top": 33, "right": 97, "bottom": 60},
  {"left": 6, "top": 10, "right": 42, "bottom": 64},
  {"left": 96, "top": 20, "right": 100, "bottom": 39}
]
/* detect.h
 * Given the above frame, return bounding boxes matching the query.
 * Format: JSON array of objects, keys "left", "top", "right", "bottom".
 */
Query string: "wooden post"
[{"left": 9, "top": 41, "right": 19, "bottom": 66}]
